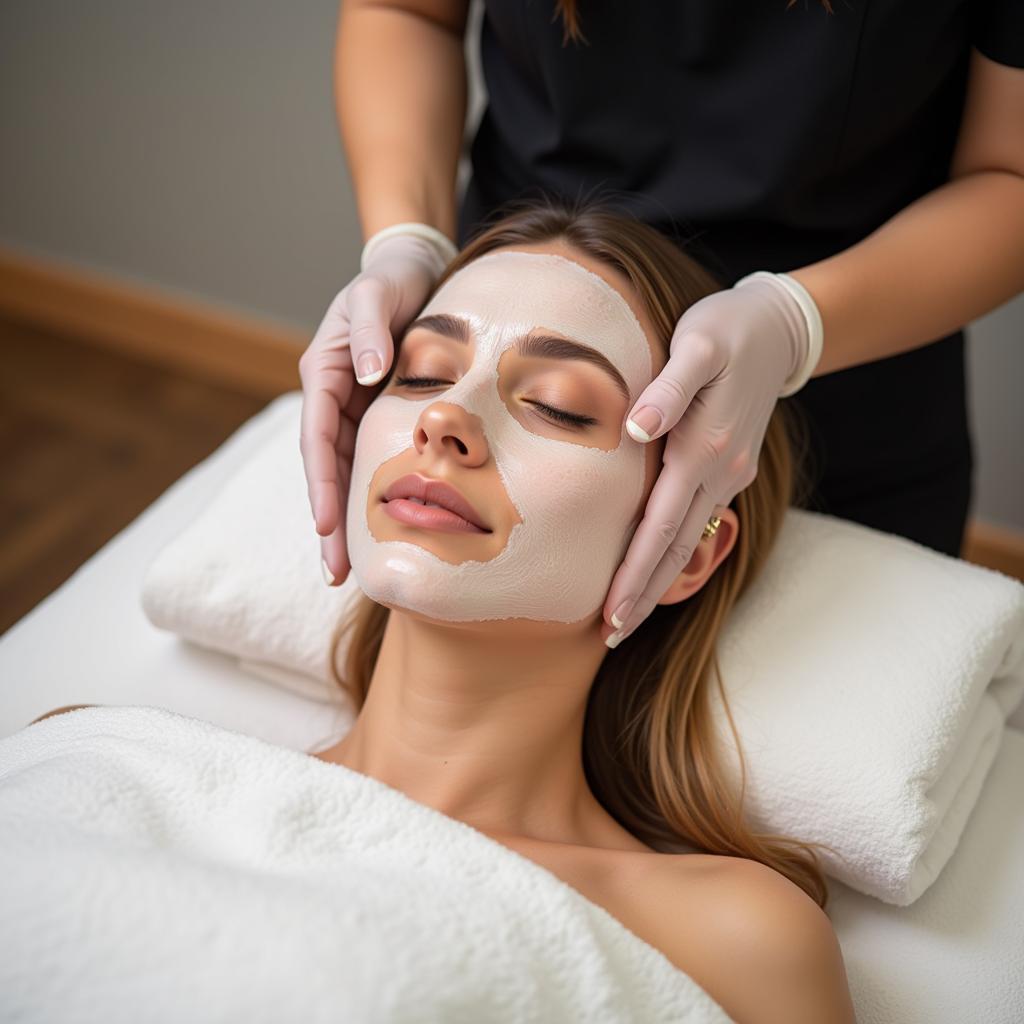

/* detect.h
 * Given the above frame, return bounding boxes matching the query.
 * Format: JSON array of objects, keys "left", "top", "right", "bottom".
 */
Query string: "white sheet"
[
  {"left": 1, "top": 392, "right": 1022, "bottom": 1023},
  {"left": 827, "top": 726, "right": 1024, "bottom": 1022}
]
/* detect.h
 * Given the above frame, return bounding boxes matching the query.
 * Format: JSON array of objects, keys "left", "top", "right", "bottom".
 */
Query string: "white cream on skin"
[{"left": 345, "top": 250, "right": 653, "bottom": 623}]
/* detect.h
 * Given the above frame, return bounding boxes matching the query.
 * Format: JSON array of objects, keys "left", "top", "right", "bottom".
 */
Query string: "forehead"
[{"left": 417, "top": 251, "right": 653, "bottom": 396}]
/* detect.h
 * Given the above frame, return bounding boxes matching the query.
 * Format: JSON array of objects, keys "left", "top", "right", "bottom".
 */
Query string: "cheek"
[
  {"left": 349, "top": 394, "right": 431, "bottom": 502},
  {"left": 501, "top": 436, "right": 646, "bottom": 554},
  {"left": 354, "top": 398, "right": 408, "bottom": 463}
]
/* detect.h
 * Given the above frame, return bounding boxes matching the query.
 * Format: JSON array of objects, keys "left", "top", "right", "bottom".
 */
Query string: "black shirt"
[{"left": 456, "top": 0, "right": 1023, "bottom": 554}]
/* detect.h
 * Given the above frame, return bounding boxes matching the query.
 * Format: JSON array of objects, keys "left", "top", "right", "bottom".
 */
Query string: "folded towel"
[
  {"left": 710, "top": 511, "right": 1024, "bottom": 906},
  {"left": 143, "top": 394, "right": 362, "bottom": 692},
  {"left": 141, "top": 391, "right": 1024, "bottom": 904},
  {"left": 0, "top": 706, "right": 733, "bottom": 1024}
]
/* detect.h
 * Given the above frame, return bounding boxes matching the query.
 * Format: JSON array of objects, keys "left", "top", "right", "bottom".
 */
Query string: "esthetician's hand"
[
  {"left": 601, "top": 271, "right": 822, "bottom": 647},
  {"left": 299, "top": 233, "right": 447, "bottom": 585}
]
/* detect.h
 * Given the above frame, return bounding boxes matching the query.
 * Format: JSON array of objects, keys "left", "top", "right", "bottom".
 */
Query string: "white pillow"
[{"left": 141, "top": 392, "right": 1024, "bottom": 905}]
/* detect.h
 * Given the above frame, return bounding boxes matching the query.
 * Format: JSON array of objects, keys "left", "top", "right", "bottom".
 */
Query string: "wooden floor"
[{"left": 0, "top": 318, "right": 268, "bottom": 635}]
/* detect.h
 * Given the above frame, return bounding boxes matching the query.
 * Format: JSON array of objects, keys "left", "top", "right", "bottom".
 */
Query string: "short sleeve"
[{"left": 972, "top": 0, "right": 1024, "bottom": 68}]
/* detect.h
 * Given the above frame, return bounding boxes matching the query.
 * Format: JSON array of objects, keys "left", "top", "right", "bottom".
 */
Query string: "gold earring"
[{"left": 702, "top": 515, "right": 722, "bottom": 540}]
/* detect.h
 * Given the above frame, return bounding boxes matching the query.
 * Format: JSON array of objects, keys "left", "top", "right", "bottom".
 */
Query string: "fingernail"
[
  {"left": 610, "top": 598, "right": 635, "bottom": 630},
  {"left": 605, "top": 629, "right": 625, "bottom": 650},
  {"left": 626, "top": 407, "right": 662, "bottom": 443},
  {"left": 355, "top": 351, "right": 384, "bottom": 385},
  {"left": 321, "top": 558, "right": 337, "bottom": 586}
]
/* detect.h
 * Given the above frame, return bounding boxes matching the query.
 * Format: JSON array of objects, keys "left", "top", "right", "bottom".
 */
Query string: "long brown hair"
[
  {"left": 327, "top": 193, "right": 843, "bottom": 910},
  {"left": 553, "top": 0, "right": 836, "bottom": 47}
]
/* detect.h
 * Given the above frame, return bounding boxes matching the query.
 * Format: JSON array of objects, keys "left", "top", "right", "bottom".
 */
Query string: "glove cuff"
[
  {"left": 734, "top": 270, "right": 824, "bottom": 397},
  {"left": 360, "top": 222, "right": 459, "bottom": 277}
]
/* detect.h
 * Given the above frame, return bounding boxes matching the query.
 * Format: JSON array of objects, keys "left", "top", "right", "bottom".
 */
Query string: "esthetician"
[{"left": 299, "top": 0, "right": 1024, "bottom": 646}]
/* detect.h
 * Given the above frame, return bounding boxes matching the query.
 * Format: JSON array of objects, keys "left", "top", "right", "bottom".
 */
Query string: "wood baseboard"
[
  {"left": 2, "top": 242, "right": 1022, "bottom": 582},
  {"left": 0, "top": 243, "right": 303, "bottom": 398},
  {"left": 963, "top": 519, "right": 1024, "bottom": 583}
]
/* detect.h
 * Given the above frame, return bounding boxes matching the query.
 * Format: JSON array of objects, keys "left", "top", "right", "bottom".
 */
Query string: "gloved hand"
[
  {"left": 601, "top": 271, "right": 823, "bottom": 648},
  {"left": 299, "top": 224, "right": 456, "bottom": 586}
]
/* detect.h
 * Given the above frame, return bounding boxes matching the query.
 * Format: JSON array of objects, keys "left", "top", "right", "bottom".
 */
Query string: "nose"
[{"left": 413, "top": 401, "right": 490, "bottom": 467}]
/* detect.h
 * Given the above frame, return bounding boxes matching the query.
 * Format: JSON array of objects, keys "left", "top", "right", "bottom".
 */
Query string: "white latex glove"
[
  {"left": 299, "top": 226, "right": 455, "bottom": 586},
  {"left": 600, "top": 271, "right": 823, "bottom": 648}
]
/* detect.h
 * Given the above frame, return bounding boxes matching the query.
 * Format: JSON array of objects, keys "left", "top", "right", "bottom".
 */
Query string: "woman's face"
[{"left": 345, "top": 240, "right": 666, "bottom": 625}]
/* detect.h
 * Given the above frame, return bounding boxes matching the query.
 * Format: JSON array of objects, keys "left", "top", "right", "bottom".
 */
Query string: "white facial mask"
[{"left": 345, "top": 250, "right": 653, "bottom": 623}]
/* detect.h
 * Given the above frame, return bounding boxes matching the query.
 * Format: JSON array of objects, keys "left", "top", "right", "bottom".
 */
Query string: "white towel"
[
  {"left": 141, "top": 391, "right": 1024, "bottom": 904},
  {"left": 0, "top": 706, "right": 733, "bottom": 1024},
  {"left": 142, "top": 394, "right": 361, "bottom": 691},
  {"left": 710, "top": 511, "right": 1024, "bottom": 905}
]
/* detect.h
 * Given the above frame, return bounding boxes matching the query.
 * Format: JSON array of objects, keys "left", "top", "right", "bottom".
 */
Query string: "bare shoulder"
[
  {"left": 28, "top": 704, "right": 96, "bottom": 726},
  {"left": 636, "top": 854, "right": 857, "bottom": 1024}
]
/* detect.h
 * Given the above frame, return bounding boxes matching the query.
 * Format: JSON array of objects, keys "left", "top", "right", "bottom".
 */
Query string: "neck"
[{"left": 322, "top": 606, "right": 622, "bottom": 846}]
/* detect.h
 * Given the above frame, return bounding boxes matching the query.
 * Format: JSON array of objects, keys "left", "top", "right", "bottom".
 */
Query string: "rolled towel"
[
  {"left": 141, "top": 391, "right": 1024, "bottom": 904},
  {"left": 0, "top": 706, "right": 733, "bottom": 1024}
]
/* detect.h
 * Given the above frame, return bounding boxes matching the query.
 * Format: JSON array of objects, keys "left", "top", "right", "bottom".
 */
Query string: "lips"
[{"left": 381, "top": 474, "right": 491, "bottom": 533}]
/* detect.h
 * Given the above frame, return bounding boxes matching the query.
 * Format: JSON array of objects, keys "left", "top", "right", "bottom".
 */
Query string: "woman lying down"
[{"left": 2, "top": 198, "right": 857, "bottom": 1023}]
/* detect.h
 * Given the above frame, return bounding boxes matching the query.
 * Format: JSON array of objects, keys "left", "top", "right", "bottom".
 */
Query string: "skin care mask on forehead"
[{"left": 346, "top": 250, "right": 653, "bottom": 623}]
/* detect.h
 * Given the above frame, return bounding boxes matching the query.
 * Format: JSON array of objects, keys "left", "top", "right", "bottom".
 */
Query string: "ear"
[{"left": 656, "top": 508, "right": 740, "bottom": 607}]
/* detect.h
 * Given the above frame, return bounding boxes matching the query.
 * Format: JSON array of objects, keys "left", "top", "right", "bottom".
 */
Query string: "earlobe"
[{"left": 656, "top": 509, "right": 740, "bottom": 607}]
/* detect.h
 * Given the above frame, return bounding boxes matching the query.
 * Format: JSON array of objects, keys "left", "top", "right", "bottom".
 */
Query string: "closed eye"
[
  {"left": 528, "top": 401, "right": 597, "bottom": 427},
  {"left": 392, "top": 375, "right": 597, "bottom": 428},
  {"left": 393, "top": 375, "right": 450, "bottom": 389}
]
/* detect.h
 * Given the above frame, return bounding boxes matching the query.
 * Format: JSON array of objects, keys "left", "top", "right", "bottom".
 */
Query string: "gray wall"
[{"left": 2, "top": 0, "right": 1020, "bottom": 530}]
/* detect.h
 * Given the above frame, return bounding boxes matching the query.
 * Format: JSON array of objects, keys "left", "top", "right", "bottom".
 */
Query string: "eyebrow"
[{"left": 402, "top": 313, "right": 630, "bottom": 400}]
